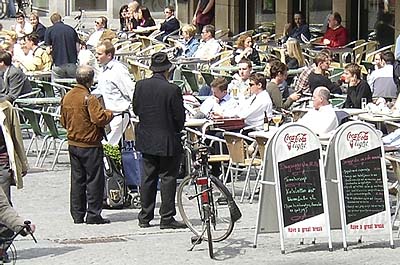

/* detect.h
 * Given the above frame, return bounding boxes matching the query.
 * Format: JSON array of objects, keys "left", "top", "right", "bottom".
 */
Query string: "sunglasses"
[{"left": 249, "top": 83, "right": 256, "bottom": 86}]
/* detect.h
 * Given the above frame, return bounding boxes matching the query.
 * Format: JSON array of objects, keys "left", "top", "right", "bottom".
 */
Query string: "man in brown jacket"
[{"left": 61, "top": 65, "right": 113, "bottom": 225}]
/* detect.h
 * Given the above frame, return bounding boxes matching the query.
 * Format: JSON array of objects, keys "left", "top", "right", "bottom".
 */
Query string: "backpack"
[{"left": 103, "top": 154, "right": 125, "bottom": 209}]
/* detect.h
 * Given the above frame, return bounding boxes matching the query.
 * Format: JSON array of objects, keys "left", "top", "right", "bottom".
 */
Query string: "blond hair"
[{"left": 286, "top": 38, "right": 305, "bottom": 67}]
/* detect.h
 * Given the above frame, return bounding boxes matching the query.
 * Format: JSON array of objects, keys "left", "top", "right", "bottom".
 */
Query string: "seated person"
[
  {"left": 282, "top": 12, "right": 311, "bottom": 43},
  {"left": 196, "top": 77, "right": 238, "bottom": 118},
  {"left": 233, "top": 34, "right": 260, "bottom": 65},
  {"left": 234, "top": 73, "right": 273, "bottom": 130},
  {"left": 209, "top": 73, "right": 273, "bottom": 131},
  {"left": 0, "top": 51, "right": 32, "bottom": 103},
  {"left": 367, "top": 50, "right": 397, "bottom": 99},
  {"left": 298, "top": 86, "right": 339, "bottom": 135},
  {"left": 285, "top": 38, "right": 305, "bottom": 69},
  {"left": 86, "top": 16, "right": 116, "bottom": 48},
  {"left": 343, "top": 63, "right": 372, "bottom": 108},
  {"left": 321, "top": 12, "right": 348, "bottom": 48},
  {"left": 308, "top": 53, "right": 342, "bottom": 94},
  {"left": 12, "top": 12, "right": 33, "bottom": 38},
  {"left": 22, "top": 33, "right": 52, "bottom": 72},
  {"left": 29, "top": 13, "right": 46, "bottom": 43},
  {"left": 138, "top": 6, "right": 156, "bottom": 27},
  {"left": 175, "top": 24, "right": 199, "bottom": 58},
  {"left": 228, "top": 58, "right": 252, "bottom": 100},
  {"left": 193, "top": 24, "right": 221, "bottom": 61},
  {"left": 266, "top": 60, "right": 300, "bottom": 111},
  {"left": 156, "top": 6, "right": 180, "bottom": 42}
]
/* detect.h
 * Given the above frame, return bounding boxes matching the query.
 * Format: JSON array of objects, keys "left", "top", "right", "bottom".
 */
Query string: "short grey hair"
[
  {"left": 76, "top": 65, "right": 94, "bottom": 87},
  {"left": 314, "top": 86, "right": 330, "bottom": 102}
]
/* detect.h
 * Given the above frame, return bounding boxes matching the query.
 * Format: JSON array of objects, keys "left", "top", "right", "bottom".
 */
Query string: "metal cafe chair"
[{"left": 223, "top": 131, "right": 261, "bottom": 199}]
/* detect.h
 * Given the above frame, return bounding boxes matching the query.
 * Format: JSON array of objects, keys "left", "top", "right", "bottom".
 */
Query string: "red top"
[{"left": 322, "top": 26, "right": 348, "bottom": 48}]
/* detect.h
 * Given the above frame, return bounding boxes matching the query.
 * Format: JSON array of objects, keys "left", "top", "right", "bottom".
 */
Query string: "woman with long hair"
[
  {"left": 285, "top": 38, "right": 305, "bottom": 69},
  {"left": 138, "top": 6, "right": 156, "bottom": 28}
]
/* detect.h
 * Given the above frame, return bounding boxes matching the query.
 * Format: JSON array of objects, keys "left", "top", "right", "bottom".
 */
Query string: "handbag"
[{"left": 121, "top": 140, "right": 143, "bottom": 188}]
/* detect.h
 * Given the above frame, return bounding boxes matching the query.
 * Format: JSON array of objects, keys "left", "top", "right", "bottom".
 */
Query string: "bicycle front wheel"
[{"left": 177, "top": 176, "right": 234, "bottom": 242}]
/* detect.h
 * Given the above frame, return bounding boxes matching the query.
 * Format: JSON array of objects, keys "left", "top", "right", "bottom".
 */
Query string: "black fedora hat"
[{"left": 149, "top": 52, "right": 172, "bottom": 72}]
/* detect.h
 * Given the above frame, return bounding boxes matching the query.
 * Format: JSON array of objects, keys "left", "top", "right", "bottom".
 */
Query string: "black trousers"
[
  {"left": 138, "top": 153, "right": 181, "bottom": 224},
  {"left": 69, "top": 145, "right": 104, "bottom": 222}
]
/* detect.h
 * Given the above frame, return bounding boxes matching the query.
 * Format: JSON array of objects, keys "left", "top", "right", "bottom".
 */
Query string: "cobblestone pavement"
[{"left": 3, "top": 149, "right": 399, "bottom": 265}]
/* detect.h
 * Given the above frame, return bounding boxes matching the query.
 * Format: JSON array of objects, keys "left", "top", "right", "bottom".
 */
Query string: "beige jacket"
[{"left": 0, "top": 101, "right": 28, "bottom": 189}]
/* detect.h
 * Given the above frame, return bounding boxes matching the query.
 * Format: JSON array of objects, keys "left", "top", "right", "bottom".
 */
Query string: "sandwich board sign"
[
  {"left": 254, "top": 123, "right": 332, "bottom": 253},
  {"left": 324, "top": 121, "right": 394, "bottom": 250}
]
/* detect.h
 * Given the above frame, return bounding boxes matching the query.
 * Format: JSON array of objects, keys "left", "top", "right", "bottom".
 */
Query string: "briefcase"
[{"left": 213, "top": 118, "right": 245, "bottom": 131}]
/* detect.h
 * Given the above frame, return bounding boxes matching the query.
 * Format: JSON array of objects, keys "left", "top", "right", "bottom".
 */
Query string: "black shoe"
[
  {"left": 160, "top": 219, "right": 187, "bottom": 230},
  {"left": 73, "top": 219, "right": 84, "bottom": 224},
  {"left": 138, "top": 222, "right": 150, "bottom": 228},
  {"left": 86, "top": 217, "right": 111, "bottom": 225}
]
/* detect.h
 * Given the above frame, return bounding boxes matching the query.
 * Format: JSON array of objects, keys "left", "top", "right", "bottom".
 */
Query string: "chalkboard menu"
[
  {"left": 278, "top": 149, "right": 324, "bottom": 227},
  {"left": 340, "top": 147, "right": 385, "bottom": 224}
]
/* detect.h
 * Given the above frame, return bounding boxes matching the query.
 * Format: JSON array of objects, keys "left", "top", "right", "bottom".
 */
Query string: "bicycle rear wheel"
[{"left": 177, "top": 176, "right": 234, "bottom": 242}]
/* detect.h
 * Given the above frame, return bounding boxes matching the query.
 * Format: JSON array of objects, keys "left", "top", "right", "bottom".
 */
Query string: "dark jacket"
[
  {"left": 33, "top": 22, "right": 46, "bottom": 42},
  {"left": 60, "top": 84, "right": 113, "bottom": 147},
  {"left": 344, "top": 79, "right": 372, "bottom": 108},
  {"left": 1, "top": 65, "right": 32, "bottom": 103},
  {"left": 133, "top": 73, "right": 185, "bottom": 156},
  {"left": 158, "top": 17, "right": 180, "bottom": 41}
]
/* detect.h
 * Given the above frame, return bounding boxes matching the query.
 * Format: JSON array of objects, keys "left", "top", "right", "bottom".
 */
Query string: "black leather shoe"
[
  {"left": 138, "top": 222, "right": 150, "bottom": 228},
  {"left": 73, "top": 219, "right": 84, "bottom": 224},
  {"left": 160, "top": 220, "right": 187, "bottom": 230},
  {"left": 86, "top": 217, "right": 111, "bottom": 225}
]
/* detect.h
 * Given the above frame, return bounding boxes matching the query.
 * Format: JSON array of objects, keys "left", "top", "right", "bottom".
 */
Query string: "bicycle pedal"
[{"left": 191, "top": 236, "right": 202, "bottom": 245}]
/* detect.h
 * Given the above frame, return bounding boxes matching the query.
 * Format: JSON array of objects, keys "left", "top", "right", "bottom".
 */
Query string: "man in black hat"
[{"left": 133, "top": 52, "right": 186, "bottom": 229}]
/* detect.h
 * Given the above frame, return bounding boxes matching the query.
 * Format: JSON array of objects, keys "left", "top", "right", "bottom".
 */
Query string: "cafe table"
[
  {"left": 357, "top": 112, "right": 400, "bottom": 131},
  {"left": 15, "top": 97, "right": 61, "bottom": 105}
]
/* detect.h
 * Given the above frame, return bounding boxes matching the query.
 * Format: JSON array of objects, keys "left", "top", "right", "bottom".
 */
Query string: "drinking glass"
[{"left": 272, "top": 114, "right": 282, "bottom": 128}]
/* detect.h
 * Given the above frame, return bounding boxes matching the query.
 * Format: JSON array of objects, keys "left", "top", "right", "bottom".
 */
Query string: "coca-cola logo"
[
  {"left": 284, "top": 133, "right": 307, "bottom": 151},
  {"left": 346, "top": 131, "right": 369, "bottom": 149}
]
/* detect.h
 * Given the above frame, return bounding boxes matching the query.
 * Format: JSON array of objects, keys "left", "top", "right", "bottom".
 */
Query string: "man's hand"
[
  {"left": 289, "top": 92, "right": 301, "bottom": 101},
  {"left": 323, "top": 39, "right": 330, "bottom": 45}
]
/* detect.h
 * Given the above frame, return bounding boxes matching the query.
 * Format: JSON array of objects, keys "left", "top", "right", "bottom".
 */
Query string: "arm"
[
  {"left": 171, "top": 87, "right": 185, "bottom": 132},
  {"left": 87, "top": 95, "right": 114, "bottom": 127},
  {"left": 0, "top": 187, "right": 25, "bottom": 233},
  {"left": 192, "top": 1, "right": 202, "bottom": 25},
  {"left": 395, "top": 35, "right": 400, "bottom": 61},
  {"left": 3, "top": 69, "right": 26, "bottom": 103},
  {"left": 202, "top": 0, "right": 215, "bottom": 14}
]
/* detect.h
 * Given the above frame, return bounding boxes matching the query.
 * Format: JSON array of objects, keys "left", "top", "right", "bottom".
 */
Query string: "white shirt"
[
  {"left": 297, "top": 104, "right": 338, "bottom": 135},
  {"left": 14, "top": 22, "right": 33, "bottom": 38},
  {"left": 86, "top": 29, "right": 104, "bottom": 47},
  {"left": 200, "top": 94, "right": 238, "bottom": 117},
  {"left": 95, "top": 59, "right": 135, "bottom": 112},
  {"left": 193, "top": 38, "right": 221, "bottom": 60},
  {"left": 236, "top": 90, "right": 273, "bottom": 129},
  {"left": 367, "top": 64, "right": 397, "bottom": 97},
  {"left": 228, "top": 78, "right": 250, "bottom": 102}
]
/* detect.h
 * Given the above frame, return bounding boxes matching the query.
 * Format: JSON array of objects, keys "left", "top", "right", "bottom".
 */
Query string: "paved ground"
[{"left": 0, "top": 141, "right": 396, "bottom": 265}]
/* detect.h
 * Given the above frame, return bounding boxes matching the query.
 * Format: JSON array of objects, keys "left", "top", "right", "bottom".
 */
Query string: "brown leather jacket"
[{"left": 60, "top": 84, "right": 113, "bottom": 147}]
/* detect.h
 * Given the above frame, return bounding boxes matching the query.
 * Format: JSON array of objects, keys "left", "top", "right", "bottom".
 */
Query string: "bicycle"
[
  {"left": 0, "top": 220, "right": 37, "bottom": 264},
  {"left": 74, "top": 8, "right": 91, "bottom": 41},
  {"left": 177, "top": 138, "right": 242, "bottom": 259}
]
